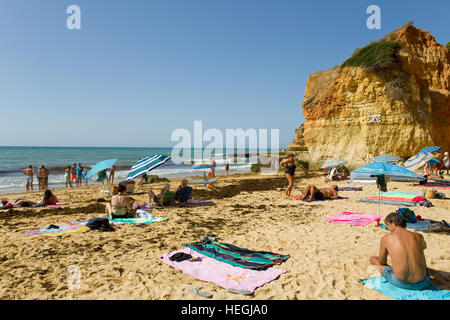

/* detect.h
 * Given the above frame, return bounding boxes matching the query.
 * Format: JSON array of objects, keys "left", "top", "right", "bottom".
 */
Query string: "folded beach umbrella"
[
  {"left": 192, "top": 161, "right": 216, "bottom": 169},
  {"left": 126, "top": 155, "right": 171, "bottom": 181},
  {"left": 353, "top": 162, "right": 424, "bottom": 180},
  {"left": 86, "top": 158, "right": 118, "bottom": 178},
  {"left": 402, "top": 153, "right": 434, "bottom": 171},
  {"left": 370, "top": 154, "right": 402, "bottom": 164},
  {"left": 320, "top": 159, "right": 348, "bottom": 169},
  {"left": 418, "top": 146, "right": 441, "bottom": 154}
]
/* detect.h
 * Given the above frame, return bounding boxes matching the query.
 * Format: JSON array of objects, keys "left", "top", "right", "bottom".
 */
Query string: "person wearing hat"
[
  {"left": 148, "top": 183, "right": 172, "bottom": 205},
  {"left": 444, "top": 152, "right": 450, "bottom": 175}
]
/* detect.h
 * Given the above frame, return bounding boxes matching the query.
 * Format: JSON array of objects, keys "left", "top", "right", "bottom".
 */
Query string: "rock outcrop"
[{"left": 288, "top": 24, "right": 450, "bottom": 170}]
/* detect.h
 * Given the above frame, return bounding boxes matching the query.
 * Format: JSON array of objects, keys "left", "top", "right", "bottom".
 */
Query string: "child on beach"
[
  {"left": 82, "top": 168, "right": 89, "bottom": 186},
  {"left": 148, "top": 183, "right": 173, "bottom": 205},
  {"left": 64, "top": 166, "right": 72, "bottom": 188}
]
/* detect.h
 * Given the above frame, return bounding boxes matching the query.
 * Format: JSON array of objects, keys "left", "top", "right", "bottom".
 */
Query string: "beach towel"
[
  {"left": 46, "top": 202, "right": 69, "bottom": 207},
  {"left": 134, "top": 204, "right": 154, "bottom": 210},
  {"left": 361, "top": 276, "right": 450, "bottom": 300},
  {"left": 406, "top": 220, "right": 431, "bottom": 231},
  {"left": 324, "top": 212, "right": 381, "bottom": 226},
  {"left": 20, "top": 224, "right": 90, "bottom": 237},
  {"left": 70, "top": 210, "right": 167, "bottom": 226},
  {"left": 364, "top": 191, "right": 423, "bottom": 202},
  {"left": 423, "top": 183, "right": 450, "bottom": 190},
  {"left": 290, "top": 196, "right": 348, "bottom": 201},
  {"left": 186, "top": 235, "right": 289, "bottom": 270},
  {"left": 185, "top": 200, "right": 214, "bottom": 204},
  {"left": 338, "top": 187, "right": 363, "bottom": 191},
  {"left": 357, "top": 199, "right": 417, "bottom": 207},
  {"left": 160, "top": 247, "right": 286, "bottom": 293}
]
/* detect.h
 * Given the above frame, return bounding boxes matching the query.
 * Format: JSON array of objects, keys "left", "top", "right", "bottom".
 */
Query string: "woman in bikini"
[
  {"left": 280, "top": 154, "right": 296, "bottom": 196},
  {"left": 105, "top": 184, "right": 136, "bottom": 219}
]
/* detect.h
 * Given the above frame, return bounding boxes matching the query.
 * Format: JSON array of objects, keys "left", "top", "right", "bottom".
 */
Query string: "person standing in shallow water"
[
  {"left": 22, "top": 165, "right": 35, "bottom": 191},
  {"left": 280, "top": 154, "right": 296, "bottom": 196}
]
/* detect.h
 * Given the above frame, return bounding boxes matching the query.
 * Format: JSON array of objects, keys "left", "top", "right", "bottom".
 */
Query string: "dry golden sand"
[{"left": 0, "top": 172, "right": 449, "bottom": 300}]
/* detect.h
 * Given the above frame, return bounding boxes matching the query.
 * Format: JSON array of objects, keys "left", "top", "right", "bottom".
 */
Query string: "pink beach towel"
[
  {"left": 324, "top": 212, "right": 381, "bottom": 226},
  {"left": 159, "top": 247, "right": 285, "bottom": 293}
]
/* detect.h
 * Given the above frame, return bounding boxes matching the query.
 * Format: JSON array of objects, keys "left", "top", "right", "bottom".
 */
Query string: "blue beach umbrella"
[
  {"left": 86, "top": 158, "right": 118, "bottom": 178},
  {"left": 418, "top": 146, "right": 441, "bottom": 154},
  {"left": 352, "top": 162, "right": 425, "bottom": 181},
  {"left": 352, "top": 162, "right": 424, "bottom": 217},
  {"left": 370, "top": 154, "right": 402, "bottom": 164},
  {"left": 126, "top": 155, "right": 171, "bottom": 181},
  {"left": 403, "top": 153, "right": 434, "bottom": 171}
]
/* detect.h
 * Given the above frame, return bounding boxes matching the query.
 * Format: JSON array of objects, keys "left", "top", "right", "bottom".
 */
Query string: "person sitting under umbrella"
[
  {"left": 301, "top": 185, "right": 339, "bottom": 202},
  {"left": 105, "top": 184, "right": 136, "bottom": 218}
]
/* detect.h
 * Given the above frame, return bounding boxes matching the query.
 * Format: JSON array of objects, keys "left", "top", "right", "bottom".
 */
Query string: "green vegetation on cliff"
[
  {"left": 341, "top": 41, "right": 401, "bottom": 71},
  {"left": 446, "top": 42, "right": 450, "bottom": 50}
]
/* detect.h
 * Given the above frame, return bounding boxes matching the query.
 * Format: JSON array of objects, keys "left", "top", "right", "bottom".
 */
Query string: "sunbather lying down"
[{"left": 302, "top": 185, "right": 339, "bottom": 202}]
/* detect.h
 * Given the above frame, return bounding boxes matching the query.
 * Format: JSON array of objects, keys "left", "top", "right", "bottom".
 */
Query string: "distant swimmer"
[
  {"left": 22, "top": 165, "right": 35, "bottom": 191},
  {"left": 280, "top": 154, "right": 296, "bottom": 196}
]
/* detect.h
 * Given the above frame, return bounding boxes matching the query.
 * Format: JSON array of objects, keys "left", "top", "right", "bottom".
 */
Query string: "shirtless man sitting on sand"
[
  {"left": 369, "top": 212, "right": 430, "bottom": 290},
  {"left": 302, "top": 185, "right": 338, "bottom": 202}
]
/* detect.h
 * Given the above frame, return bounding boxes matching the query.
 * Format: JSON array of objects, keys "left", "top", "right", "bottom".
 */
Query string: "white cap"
[{"left": 445, "top": 152, "right": 449, "bottom": 155}]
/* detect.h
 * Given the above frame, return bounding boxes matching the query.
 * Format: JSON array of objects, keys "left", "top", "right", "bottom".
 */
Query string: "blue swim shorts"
[{"left": 382, "top": 266, "right": 430, "bottom": 290}]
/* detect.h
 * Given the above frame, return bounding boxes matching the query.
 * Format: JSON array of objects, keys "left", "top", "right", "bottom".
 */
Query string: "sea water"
[{"left": 0, "top": 146, "right": 256, "bottom": 194}]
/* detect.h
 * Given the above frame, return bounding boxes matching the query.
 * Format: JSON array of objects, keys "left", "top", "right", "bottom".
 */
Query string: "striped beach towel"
[{"left": 20, "top": 224, "right": 90, "bottom": 237}]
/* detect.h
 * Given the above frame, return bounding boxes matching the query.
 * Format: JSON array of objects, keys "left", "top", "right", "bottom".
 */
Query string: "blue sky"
[{"left": 1, "top": 0, "right": 448, "bottom": 148}]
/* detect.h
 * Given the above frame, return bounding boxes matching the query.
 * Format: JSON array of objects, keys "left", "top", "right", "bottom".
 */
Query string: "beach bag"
[
  {"left": 424, "top": 189, "right": 436, "bottom": 199},
  {"left": 397, "top": 208, "right": 417, "bottom": 223}
]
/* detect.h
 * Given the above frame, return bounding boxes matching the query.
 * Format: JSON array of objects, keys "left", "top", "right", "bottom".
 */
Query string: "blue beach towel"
[
  {"left": 406, "top": 220, "right": 431, "bottom": 231},
  {"left": 361, "top": 276, "right": 450, "bottom": 300}
]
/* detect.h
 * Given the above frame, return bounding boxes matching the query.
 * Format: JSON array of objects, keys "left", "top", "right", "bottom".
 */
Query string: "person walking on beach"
[
  {"left": 369, "top": 212, "right": 430, "bottom": 290},
  {"left": 64, "top": 166, "right": 72, "bottom": 188},
  {"left": 280, "top": 154, "right": 296, "bottom": 196},
  {"left": 108, "top": 165, "right": 116, "bottom": 185},
  {"left": 42, "top": 166, "right": 50, "bottom": 190},
  {"left": 22, "top": 165, "right": 35, "bottom": 191},
  {"left": 71, "top": 163, "right": 77, "bottom": 184}
]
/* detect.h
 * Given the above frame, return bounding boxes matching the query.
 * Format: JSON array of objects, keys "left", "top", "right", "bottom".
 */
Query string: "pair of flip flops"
[{"left": 188, "top": 288, "right": 253, "bottom": 298}]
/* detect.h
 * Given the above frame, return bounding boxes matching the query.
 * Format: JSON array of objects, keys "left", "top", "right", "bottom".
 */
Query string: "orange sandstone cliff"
[{"left": 288, "top": 24, "right": 450, "bottom": 169}]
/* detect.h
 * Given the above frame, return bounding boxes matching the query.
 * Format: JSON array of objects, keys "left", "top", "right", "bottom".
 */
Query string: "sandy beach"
[{"left": 0, "top": 171, "right": 449, "bottom": 300}]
